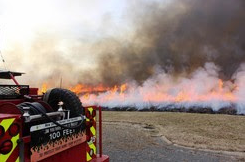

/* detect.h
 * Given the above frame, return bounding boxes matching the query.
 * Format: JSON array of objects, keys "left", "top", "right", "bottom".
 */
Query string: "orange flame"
[
  {"left": 69, "top": 84, "right": 111, "bottom": 95},
  {"left": 69, "top": 83, "right": 128, "bottom": 95},
  {"left": 40, "top": 83, "right": 48, "bottom": 94},
  {"left": 40, "top": 75, "right": 241, "bottom": 111},
  {"left": 120, "top": 84, "right": 127, "bottom": 94},
  {"left": 71, "top": 79, "right": 239, "bottom": 107}
]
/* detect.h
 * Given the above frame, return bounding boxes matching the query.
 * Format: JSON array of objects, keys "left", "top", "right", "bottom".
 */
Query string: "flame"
[
  {"left": 120, "top": 84, "right": 127, "bottom": 94},
  {"left": 69, "top": 84, "right": 128, "bottom": 95},
  {"left": 43, "top": 70, "right": 244, "bottom": 113},
  {"left": 218, "top": 79, "right": 223, "bottom": 91},
  {"left": 40, "top": 83, "right": 48, "bottom": 94},
  {"left": 72, "top": 78, "right": 240, "bottom": 111},
  {"left": 175, "top": 91, "right": 190, "bottom": 102},
  {"left": 69, "top": 84, "right": 110, "bottom": 95},
  {"left": 39, "top": 63, "right": 245, "bottom": 114}
]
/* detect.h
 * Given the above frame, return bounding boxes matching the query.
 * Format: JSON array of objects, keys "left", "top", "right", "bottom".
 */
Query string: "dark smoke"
[
  {"left": 4, "top": 0, "right": 245, "bottom": 88},
  {"left": 95, "top": 0, "right": 245, "bottom": 86}
]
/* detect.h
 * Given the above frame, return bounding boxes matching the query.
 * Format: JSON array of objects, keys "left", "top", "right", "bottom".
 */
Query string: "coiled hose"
[{"left": 17, "top": 102, "right": 85, "bottom": 129}]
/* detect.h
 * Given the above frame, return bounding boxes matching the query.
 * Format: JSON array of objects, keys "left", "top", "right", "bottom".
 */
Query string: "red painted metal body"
[
  {"left": 99, "top": 107, "right": 102, "bottom": 158},
  {"left": 0, "top": 99, "right": 25, "bottom": 105},
  {"left": 21, "top": 131, "right": 87, "bottom": 162},
  {"left": 85, "top": 106, "right": 109, "bottom": 162},
  {"left": 0, "top": 105, "right": 109, "bottom": 162},
  {"left": 39, "top": 141, "right": 87, "bottom": 162},
  {"left": 91, "top": 155, "right": 110, "bottom": 162},
  {"left": 0, "top": 106, "right": 109, "bottom": 162},
  {"left": 0, "top": 114, "right": 22, "bottom": 162},
  {"left": 0, "top": 72, "right": 109, "bottom": 162}
]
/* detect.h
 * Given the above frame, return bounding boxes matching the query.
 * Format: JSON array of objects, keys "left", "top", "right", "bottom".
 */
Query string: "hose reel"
[
  {"left": 17, "top": 101, "right": 84, "bottom": 129},
  {"left": 17, "top": 88, "right": 85, "bottom": 129}
]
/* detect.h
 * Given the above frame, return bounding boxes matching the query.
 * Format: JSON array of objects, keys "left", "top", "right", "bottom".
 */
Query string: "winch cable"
[
  {"left": 17, "top": 102, "right": 46, "bottom": 115},
  {"left": 17, "top": 102, "right": 85, "bottom": 129},
  {"left": 39, "top": 110, "right": 85, "bottom": 130}
]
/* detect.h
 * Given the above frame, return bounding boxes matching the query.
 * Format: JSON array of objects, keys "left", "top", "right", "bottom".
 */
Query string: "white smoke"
[
  {"left": 81, "top": 62, "right": 245, "bottom": 114},
  {"left": 233, "top": 64, "right": 245, "bottom": 114}
]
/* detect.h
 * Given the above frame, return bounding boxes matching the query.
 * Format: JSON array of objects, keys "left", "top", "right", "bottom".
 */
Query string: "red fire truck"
[{"left": 0, "top": 70, "right": 109, "bottom": 162}]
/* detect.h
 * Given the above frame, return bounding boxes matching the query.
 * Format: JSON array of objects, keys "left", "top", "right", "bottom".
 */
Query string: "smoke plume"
[
  {"left": 2, "top": 0, "right": 245, "bottom": 95},
  {"left": 77, "top": 0, "right": 245, "bottom": 114},
  {"left": 93, "top": 0, "right": 245, "bottom": 86},
  {"left": 82, "top": 62, "right": 245, "bottom": 114}
]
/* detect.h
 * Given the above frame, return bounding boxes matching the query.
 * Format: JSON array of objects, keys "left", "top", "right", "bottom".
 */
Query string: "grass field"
[{"left": 103, "top": 111, "right": 245, "bottom": 152}]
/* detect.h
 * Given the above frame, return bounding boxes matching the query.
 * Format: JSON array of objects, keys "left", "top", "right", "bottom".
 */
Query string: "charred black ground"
[{"left": 102, "top": 106, "right": 239, "bottom": 115}]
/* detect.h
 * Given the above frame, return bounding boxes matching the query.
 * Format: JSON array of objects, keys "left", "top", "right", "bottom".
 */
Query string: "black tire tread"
[{"left": 43, "top": 88, "right": 83, "bottom": 117}]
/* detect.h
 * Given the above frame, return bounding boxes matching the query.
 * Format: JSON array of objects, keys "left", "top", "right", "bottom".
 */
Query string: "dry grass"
[{"left": 103, "top": 111, "right": 245, "bottom": 152}]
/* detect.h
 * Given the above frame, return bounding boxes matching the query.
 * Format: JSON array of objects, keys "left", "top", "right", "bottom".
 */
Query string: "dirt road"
[{"left": 102, "top": 122, "right": 244, "bottom": 162}]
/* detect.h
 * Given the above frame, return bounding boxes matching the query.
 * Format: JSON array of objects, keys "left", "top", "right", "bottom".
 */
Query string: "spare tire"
[{"left": 43, "top": 88, "right": 83, "bottom": 117}]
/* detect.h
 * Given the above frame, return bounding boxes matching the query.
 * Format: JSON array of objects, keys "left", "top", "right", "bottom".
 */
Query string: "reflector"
[
  {"left": 0, "top": 140, "right": 13, "bottom": 155},
  {"left": 9, "top": 123, "right": 20, "bottom": 137}
]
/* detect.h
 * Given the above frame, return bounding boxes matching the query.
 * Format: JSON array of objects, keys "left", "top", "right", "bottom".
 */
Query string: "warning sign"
[{"left": 30, "top": 117, "right": 86, "bottom": 162}]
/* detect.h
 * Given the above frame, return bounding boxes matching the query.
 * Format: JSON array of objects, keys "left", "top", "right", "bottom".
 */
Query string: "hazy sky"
[
  {"left": 0, "top": 0, "right": 127, "bottom": 49},
  {"left": 0, "top": 0, "right": 174, "bottom": 87},
  {"left": 0, "top": 0, "right": 131, "bottom": 86}
]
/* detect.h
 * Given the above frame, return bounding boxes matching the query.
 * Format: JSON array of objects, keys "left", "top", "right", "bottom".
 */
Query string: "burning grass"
[
  {"left": 73, "top": 63, "right": 245, "bottom": 115},
  {"left": 103, "top": 111, "right": 245, "bottom": 152}
]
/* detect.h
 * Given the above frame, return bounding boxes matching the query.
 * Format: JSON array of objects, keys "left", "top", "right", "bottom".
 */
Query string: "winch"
[{"left": 0, "top": 70, "right": 109, "bottom": 162}]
